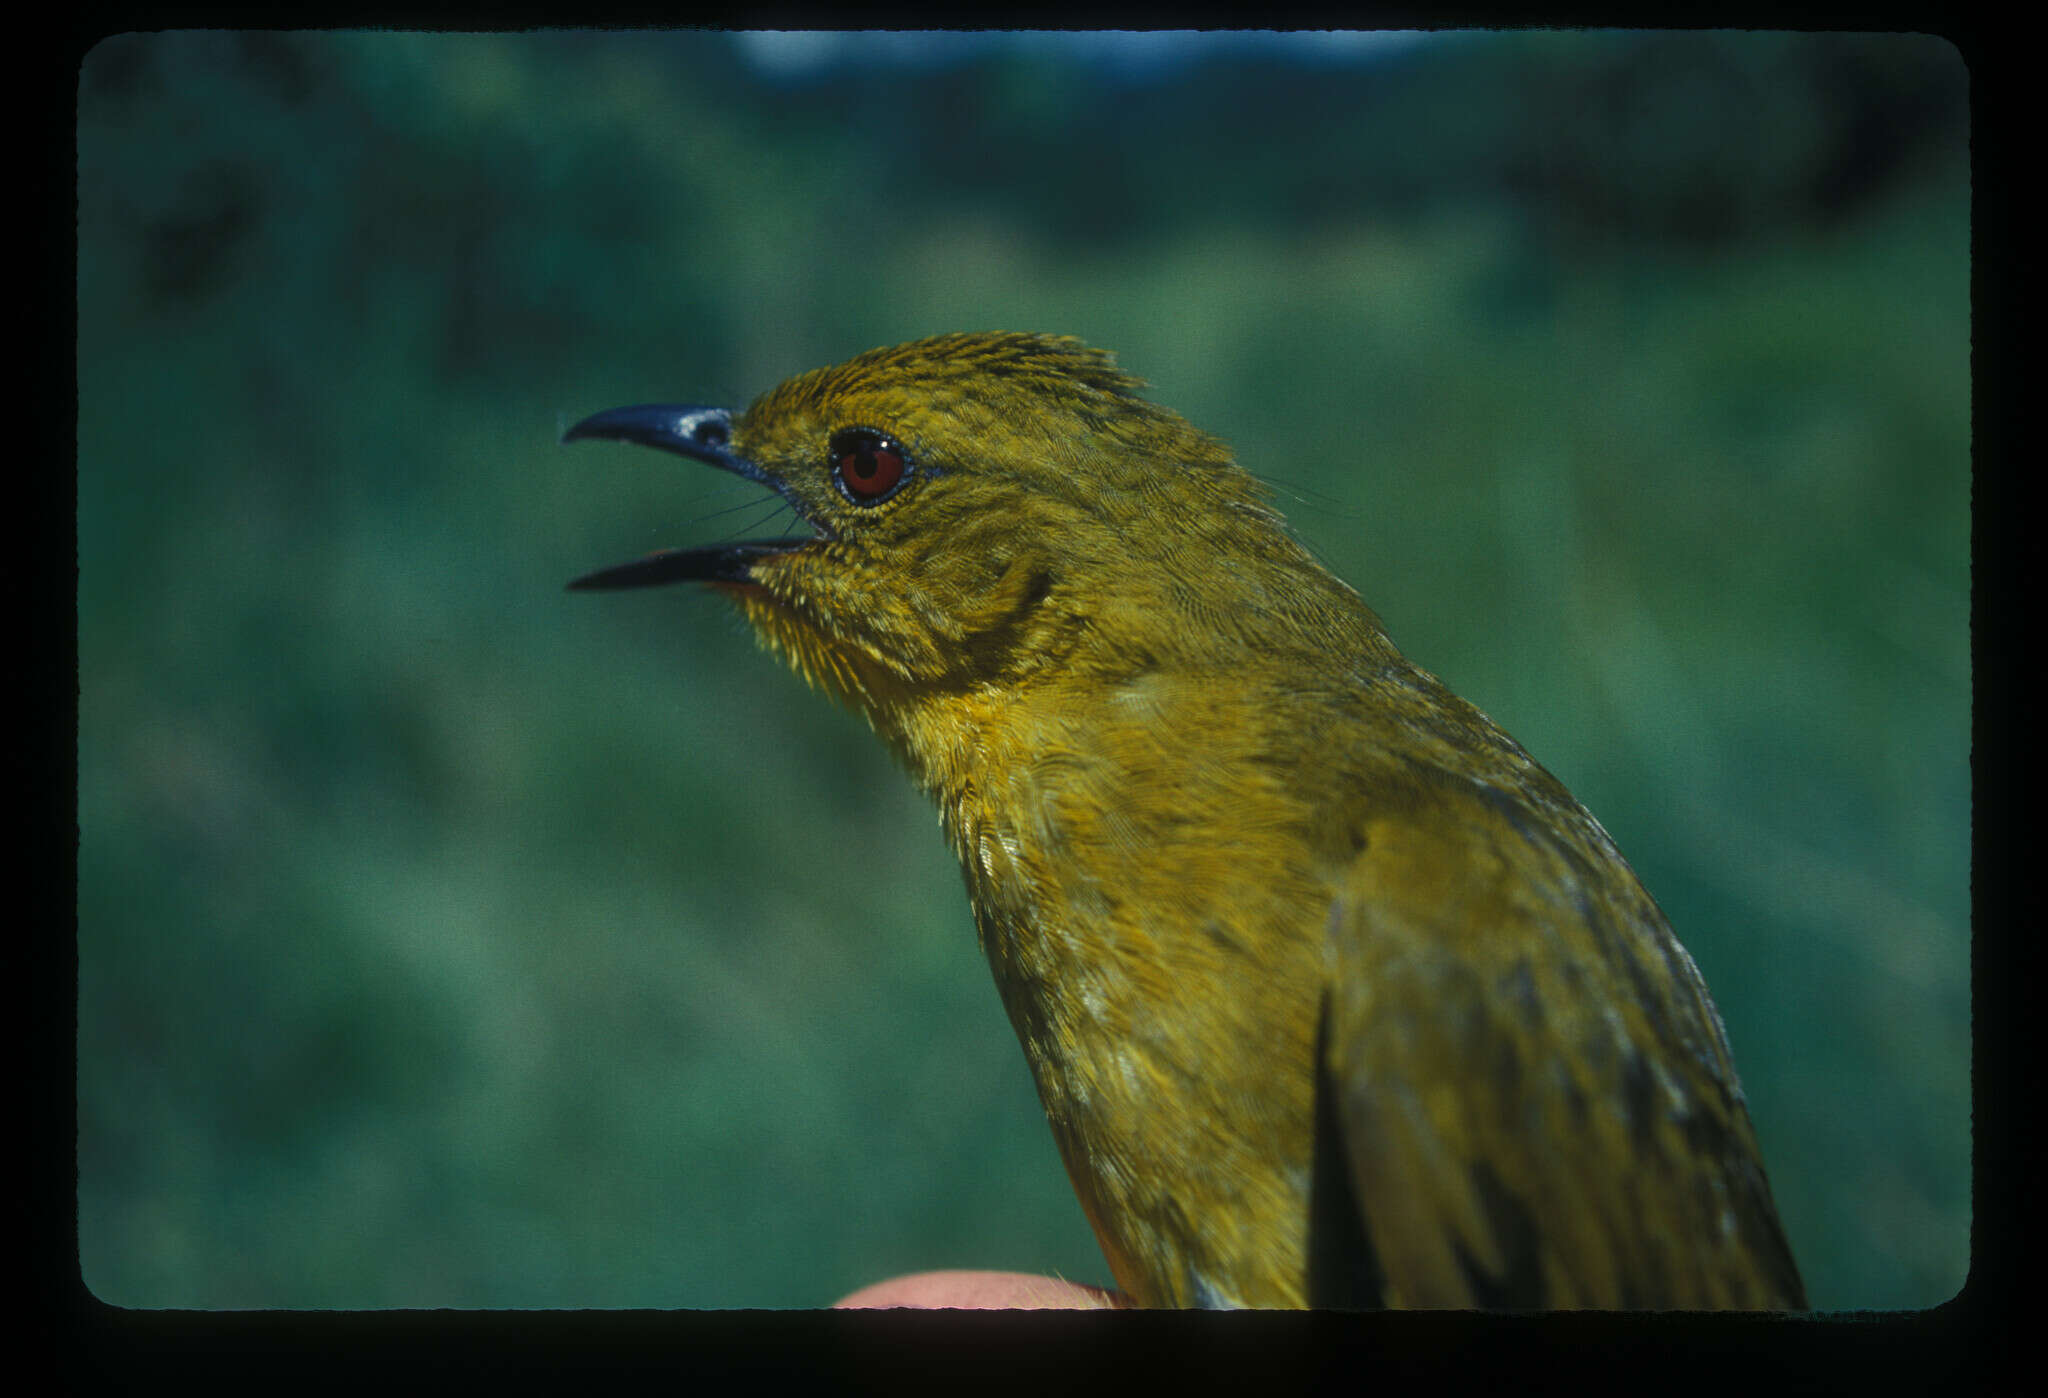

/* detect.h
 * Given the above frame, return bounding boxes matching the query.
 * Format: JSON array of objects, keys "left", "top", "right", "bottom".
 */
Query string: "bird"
[{"left": 561, "top": 331, "right": 1806, "bottom": 1310}]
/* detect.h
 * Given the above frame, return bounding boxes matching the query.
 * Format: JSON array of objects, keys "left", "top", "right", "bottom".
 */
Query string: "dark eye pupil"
[{"left": 832, "top": 431, "right": 907, "bottom": 502}]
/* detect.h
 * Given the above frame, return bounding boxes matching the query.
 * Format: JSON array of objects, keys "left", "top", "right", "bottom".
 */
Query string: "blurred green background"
[{"left": 77, "top": 30, "right": 1969, "bottom": 1310}]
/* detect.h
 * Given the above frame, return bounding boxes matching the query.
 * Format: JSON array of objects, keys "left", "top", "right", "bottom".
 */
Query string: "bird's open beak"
[{"left": 561, "top": 403, "right": 813, "bottom": 590}]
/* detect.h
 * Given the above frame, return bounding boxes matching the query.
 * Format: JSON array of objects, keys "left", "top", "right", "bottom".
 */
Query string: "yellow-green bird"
[{"left": 564, "top": 331, "right": 1805, "bottom": 1310}]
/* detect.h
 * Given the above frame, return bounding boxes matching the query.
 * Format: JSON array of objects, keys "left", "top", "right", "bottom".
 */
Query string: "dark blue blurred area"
[{"left": 77, "top": 30, "right": 1969, "bottom": 1308}]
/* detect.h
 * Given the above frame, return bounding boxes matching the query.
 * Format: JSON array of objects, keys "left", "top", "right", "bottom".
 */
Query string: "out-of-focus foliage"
[{"left": 77, "top": 30, "right": 1968, "bottom": 1309}]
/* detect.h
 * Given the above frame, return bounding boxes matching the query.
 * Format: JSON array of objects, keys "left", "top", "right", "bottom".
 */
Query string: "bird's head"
[{"left": 566, "top": 332, "right": 1366, "bottom": 726}]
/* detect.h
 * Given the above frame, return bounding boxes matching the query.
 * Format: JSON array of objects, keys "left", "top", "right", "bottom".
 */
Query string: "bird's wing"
[{"left": 1313, "top": 774, "right": 1805, "bottom": 1309}]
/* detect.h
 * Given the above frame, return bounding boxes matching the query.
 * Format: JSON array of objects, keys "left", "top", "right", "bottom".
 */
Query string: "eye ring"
[{"left": 830, "top": 428, "right": 911, "bottom": 505}]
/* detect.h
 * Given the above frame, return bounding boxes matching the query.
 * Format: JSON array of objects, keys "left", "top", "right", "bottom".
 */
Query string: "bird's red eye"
[{"left": 831, "top": 429, "right": 908, "bottom": 503}]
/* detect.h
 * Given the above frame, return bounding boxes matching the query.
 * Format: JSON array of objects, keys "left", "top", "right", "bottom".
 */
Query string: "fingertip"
[{"left": 833, "top": 1269, "right": 1122, "bottom": 1310}]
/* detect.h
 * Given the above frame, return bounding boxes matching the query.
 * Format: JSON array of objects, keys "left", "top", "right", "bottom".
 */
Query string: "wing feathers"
[{"left": 1317, "top": 780, "right": 1805, "bottom": 1309}]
